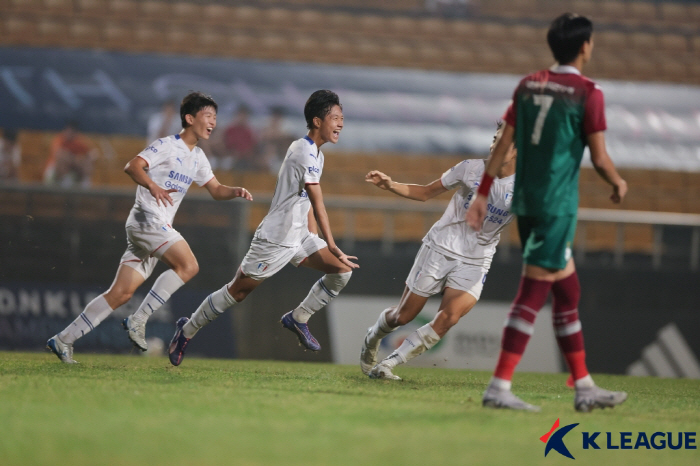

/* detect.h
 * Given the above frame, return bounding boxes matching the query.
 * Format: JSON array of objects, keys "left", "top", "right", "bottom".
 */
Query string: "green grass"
[{"left": 0, "top": 352, "right": 698, "bottom": 466}]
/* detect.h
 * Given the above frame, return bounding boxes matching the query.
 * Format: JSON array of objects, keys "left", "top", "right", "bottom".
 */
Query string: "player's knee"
[
  {"left": 394, "top": 311, "right": 414, "bottom": 327},
  {"left": 176, "top": 261, "right": 199, "bottom": 282},
  {"left": 324, "top": 271, "right": 352, "bottom": 290},
  {"left": 107, "top": 289, "right": 133, "bottom": 308}
]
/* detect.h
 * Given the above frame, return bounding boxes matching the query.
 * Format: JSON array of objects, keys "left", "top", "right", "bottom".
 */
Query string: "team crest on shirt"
[{"left": 505, "top": 192, "right": 513, "bottom": 207}]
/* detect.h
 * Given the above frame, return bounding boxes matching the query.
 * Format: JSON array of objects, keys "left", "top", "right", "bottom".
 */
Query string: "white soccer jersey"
[
  {"left": 254, "top": 136, "right": 323, "bottom": 246},
  {"left": 125, "top": 134, "right": 214, "bottom": 228},
  {"left": 423, "top": 159, "right": 515, "bottom": 268}
]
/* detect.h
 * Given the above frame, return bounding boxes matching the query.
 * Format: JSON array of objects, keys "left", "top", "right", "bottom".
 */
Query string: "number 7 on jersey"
[{"left": 531, "top": 94, "right": 554, "bottom": 145}]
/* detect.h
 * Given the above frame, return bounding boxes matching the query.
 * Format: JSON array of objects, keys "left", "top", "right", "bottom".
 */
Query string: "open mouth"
[{"left": 206, "top": 127, "right": 213, "bottom": 135}]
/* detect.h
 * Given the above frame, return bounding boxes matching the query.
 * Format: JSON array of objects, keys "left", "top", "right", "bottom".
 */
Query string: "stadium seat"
[
  {"left": 626, "top": 1, "right": 659, "bottom": 23},
  {"left": 172, "top": 1, "right": 198, "bottom": 20},
  {"left": 628, "top": 32, "right": 657, "bottom": 51},
  {"left": 658, "top": 34, "right": 689, "bottom": 54},
  {"left": 132, "top": 20, "right": 169, "bottom": 53},
  {"left": 8, "top": 0, "right": 42, "bottom": 13},
  {"left": 67, "top": 18, "right": 101, "bottom": 48},
  {"left": 107, "top": 0, "right": 139, "bottom": 20},
  {"left": 74, "top": 0, "right": 104, "bottom": 15},
  {"left": 36, "top": 17, "right": 69, "bottom": 47},
  {"left": 43, "top": 0, "right": 74, "bottom": 14},
  {"left": 202, "top": 4, "right": 236, "bottom": 25},
  {"left": 102, "top": 20, "right": 133, "bottom": 50},
  {"left": 599, "top": 1, "right": 627, "bottom": 23},
  {"left": 2, "top": 14, "right": 39, "bottom": 45}
]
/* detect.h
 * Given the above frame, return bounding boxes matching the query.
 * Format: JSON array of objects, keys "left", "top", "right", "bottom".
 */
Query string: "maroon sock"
[
  {"left": 494, "top": 276, "right": 552, "bottom": 381},
  {"left": 551, "top": 271, "right": 589, "bottom": 380}
]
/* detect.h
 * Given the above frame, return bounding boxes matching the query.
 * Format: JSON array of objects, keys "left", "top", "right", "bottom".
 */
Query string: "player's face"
[
  {"left": 318, "top": 105, "right": 343, "bottom": 144},
  {"left": 190, "top": 106, "right": 217, "bottom": 140}
]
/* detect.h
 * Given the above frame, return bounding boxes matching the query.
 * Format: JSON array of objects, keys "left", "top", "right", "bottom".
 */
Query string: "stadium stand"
[{"left": 1, "top": 0, "right": 698, "bottom": 83}]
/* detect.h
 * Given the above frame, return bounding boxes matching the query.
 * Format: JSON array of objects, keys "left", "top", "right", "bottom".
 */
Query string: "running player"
[
  {"left": 47, "top": 92, "right": 252, "bottom": 363},
  {"left": 467, "top": 13, "right": 628, "bottom": 412},
  {"left": 168, "top": 90, "right": 358, "bottom": 366},
  {"left": 361, "top": 123, "right": 516, "bottom": 380}
]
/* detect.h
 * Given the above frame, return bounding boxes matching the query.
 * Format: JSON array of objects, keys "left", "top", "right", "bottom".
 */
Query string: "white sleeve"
[
  {"left": 301, "top": 150, "right": 321, "bottom": 185},
  {"left": 440, "top": 159, "right": 473, "bottom": 190},
  {"left": 137, "top": 138, "right": 170, "bottom": 168},
  {"left": 194, "top": 152, "right": 215, "bottom": 187}
]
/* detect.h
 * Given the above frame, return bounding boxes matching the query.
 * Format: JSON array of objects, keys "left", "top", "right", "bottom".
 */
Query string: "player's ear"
[
  {"left": 312, "top": 116, "right": 321, "bottom": 129},
  {"left": 184, "top": 113, "right": 195, "bottom": 127}
]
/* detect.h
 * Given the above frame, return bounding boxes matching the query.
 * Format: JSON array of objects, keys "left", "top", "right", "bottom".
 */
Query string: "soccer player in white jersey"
[
  {"left": 46, "top": 92, "right": 252, "bottom": 363},
  {"left": 360, "top": 123, "right": 517, "bottom": 380},
  {"left": 168, "top": 90, "right": 358, "bottom": 366}
]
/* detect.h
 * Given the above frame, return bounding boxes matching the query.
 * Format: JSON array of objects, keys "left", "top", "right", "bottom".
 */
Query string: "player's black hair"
[
  {"left": 547, "top": 13, "right": 593, "bottom": 65},
  {"left": 304, "top": 90, "right": 342, "bottom": 130},
  {"left": 180, "top": 91, "right": 218, "bottom": 128}
]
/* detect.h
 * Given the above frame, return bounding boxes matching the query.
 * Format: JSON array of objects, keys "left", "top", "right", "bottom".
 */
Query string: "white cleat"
[
  {"left": 46, "top": 335, "right": 78, "bottom": 364},
  {"left": 369, "top": 361, "right": 402, "bottom": 381},
  {"left": 575, "top": 385, "right": 628, "bottom": 413},
  {"left": 122, "top": 315, "right": 148, "bottom": 351},
  {"left": 482, "top": 386, "right": 540, "bottom": 412},
  {"left": 360, "top": 327, "right": 380, "bottom": 376}
]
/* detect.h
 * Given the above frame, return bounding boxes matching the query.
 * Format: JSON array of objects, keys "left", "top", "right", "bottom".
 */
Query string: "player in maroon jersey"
[{"left": 467, "top": 13, "right": 628, "bottom": 412}]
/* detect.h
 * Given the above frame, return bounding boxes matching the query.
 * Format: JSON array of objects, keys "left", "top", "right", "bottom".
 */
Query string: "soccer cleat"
[
  {"left": 360, "top": 327, "right": 380, "bottom": 375},
  {"left": 369, "top": 361, "right": 401, "bottom": 380},
  {"left": 46, "top": 335, "right": 78, "bottom": 364},
  {"left": 122, "top": 315, "right": 148, "bottom": 352},
  {"left": 280, "top": 311, "right": 321, "bottom": 352},
  {"left": 168, "top": 317, "right": 191, "bottom": 366},
  {"left": 482, "top": 386, "right": 540, "bottom": 412},
  {"left": 574, "top": 385, "right": 627, "bottom": 413}
]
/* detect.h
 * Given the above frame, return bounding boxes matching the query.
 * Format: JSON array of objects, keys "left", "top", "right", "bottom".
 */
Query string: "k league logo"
[{"left": 541, "top": 418, "right": 579, "bottom": 459}]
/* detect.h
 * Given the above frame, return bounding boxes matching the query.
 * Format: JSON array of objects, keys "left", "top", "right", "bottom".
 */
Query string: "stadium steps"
[{"left": 0, "top": 2, "right": 698, "bottom": 84}]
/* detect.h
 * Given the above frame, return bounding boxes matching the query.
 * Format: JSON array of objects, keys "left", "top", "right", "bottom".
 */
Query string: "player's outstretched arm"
[
  {"left": 124, "top": 156, "right": 176, "bottom": 206},
  {"left": 466, "top": 123, "right": 514, "bottom": 231},
  {"left": 204, "top": 177, "right": 253, "bottom": 201},
  {"left": 306, "top": 183, "right": 359, "bottom": 269},
  {"left": 365, "top": 170, "right": 447, "bottom": 201},
  {"left": 587, "top": 131, "right": 627, "bottom": 204}
]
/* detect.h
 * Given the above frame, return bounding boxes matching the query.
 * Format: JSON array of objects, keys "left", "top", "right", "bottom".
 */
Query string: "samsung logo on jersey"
[
  {"left": 486, "top": 203, "right": 509, "bottom": 217},
  {"left": 168, "top": 171, "right": 193, "bottom": 185},
  {"left": 308, "top": 166, "right": 320, "bottom": 175}
]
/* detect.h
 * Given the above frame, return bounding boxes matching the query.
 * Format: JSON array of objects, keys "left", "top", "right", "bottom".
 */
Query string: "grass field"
[{"left": 1, "top": 352, "right": 698, "bottom": 466}]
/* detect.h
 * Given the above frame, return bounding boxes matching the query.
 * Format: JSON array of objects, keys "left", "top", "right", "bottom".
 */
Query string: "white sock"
[
  {"left": 366, "top": 308, "right": 397, "bottom": 347},
  {"left": 132, "top": 269, "right": 185, "bottom": 323},
  {"left": 488, "top": 377, "right": 512, "bottom": 391},
  {"left": 182, "top": 284, "right": 237, "bottom": 338},
  {"left": 574, "top": 374, "right": 595, "bottom": 389},
  {"left": 292, "top": 271, "right": 352, "bottom": 323},
  {"left": 383, "top": 323, "right": 441, "bottom": 369},
  {"left": 58, "top": 295, "right": 113, "bottom": 344}
]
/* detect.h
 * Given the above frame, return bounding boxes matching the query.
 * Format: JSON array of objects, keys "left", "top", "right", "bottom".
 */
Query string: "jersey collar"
[{"left": 550, "top": 64, "right": 581, "bottom": 75}]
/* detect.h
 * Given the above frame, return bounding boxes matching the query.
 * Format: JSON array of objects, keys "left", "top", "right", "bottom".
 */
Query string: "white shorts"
[
  {"left": 240, "top": 232, "right": 327, "bottom": 280},
  {"left": 119, "top": 224, "right": 184, "bottom": 279},
  {"left": 405, "top": 244, "right": 488, "bottom": 300}
]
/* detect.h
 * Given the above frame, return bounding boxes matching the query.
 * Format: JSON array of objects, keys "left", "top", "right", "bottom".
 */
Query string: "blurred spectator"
[
  {"left": 147, "top": 100, "right": 182, "bottom": 143},
  {"left": 0, "top": 129, "right": 21, "bottom": 182},
  {"left": 223, "top": 105, "right": 259, "bottom": 171},
  {"left": 258, "top": 107, "right": 294, "bottom": 174},
  {"left": 44, "top": 121, "right": 97, "bottom": 188}
]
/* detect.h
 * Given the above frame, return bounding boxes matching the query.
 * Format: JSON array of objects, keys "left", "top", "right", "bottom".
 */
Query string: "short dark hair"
[
  {"left": 180, "top": 91, "right": 218, "bottom": 128},
  {"left": 547, "top": 13, "right": 593, "bottom": 65},
  {"left": 304, "top": 90, "right": 341, "bottom": 130}
]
